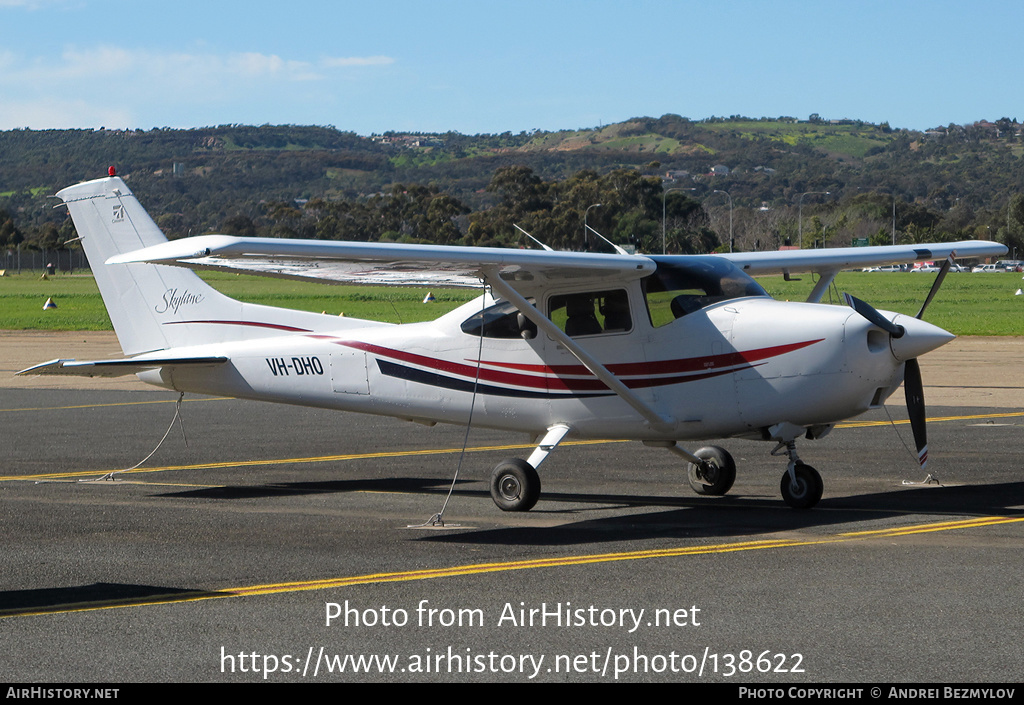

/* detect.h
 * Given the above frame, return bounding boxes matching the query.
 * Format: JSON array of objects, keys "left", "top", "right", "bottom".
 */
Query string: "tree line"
[{"left": 2, "top": 119, "right": 1023, "bottom": 259}]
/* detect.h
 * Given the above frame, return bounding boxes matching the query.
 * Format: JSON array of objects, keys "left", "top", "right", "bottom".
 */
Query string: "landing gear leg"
[{"left": 489, "top": 424, "right": 570, "bottom": 512}]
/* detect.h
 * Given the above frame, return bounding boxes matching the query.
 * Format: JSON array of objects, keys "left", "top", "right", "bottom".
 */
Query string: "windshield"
[{"left": 643, "top": 256, "right": 769, "bottom": 327}]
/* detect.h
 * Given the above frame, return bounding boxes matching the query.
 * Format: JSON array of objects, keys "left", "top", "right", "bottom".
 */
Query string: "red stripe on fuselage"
[
  {"left": 470, "top": 339, "right": 823, "bottom": 376},
  {"left": 327, "top": 339, "right": 821, "bottom": 393}
]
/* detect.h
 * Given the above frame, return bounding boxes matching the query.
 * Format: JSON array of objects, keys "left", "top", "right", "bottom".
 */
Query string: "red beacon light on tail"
[{"left": 108, "top": 166, "right": 117, "bottom": 177}]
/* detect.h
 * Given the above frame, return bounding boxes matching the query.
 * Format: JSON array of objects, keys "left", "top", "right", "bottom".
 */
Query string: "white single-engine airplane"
[{"left": 21, "top": 172, "right": 1007, "bottom": 510}]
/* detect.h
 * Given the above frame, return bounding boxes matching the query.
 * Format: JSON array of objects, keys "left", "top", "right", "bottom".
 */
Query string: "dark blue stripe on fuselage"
[{"left": 375, "top": 360, "right": 615, "bottom": 400}]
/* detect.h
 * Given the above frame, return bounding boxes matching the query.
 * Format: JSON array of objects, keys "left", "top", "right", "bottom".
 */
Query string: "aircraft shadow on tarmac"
[
  {"left": 413, "top": 480, "right": 1024, "bottom": 546},
  {"left": 154, "top": 477, "right": 473, "bottom": 499},
  {"left": 0, "top": 582, "right": 226, "bottom": 616},
  {"left": 154, "top": 476, "right": 1023, "bottom": 546}
]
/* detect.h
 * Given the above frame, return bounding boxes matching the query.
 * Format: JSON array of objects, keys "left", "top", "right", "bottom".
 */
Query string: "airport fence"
[{"left": 2, "top": 249, "right": 91, "bottom": 275}]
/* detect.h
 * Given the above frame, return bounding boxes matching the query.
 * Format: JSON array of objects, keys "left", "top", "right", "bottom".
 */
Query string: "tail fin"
[{"left": 59, "top": 175, "right": 334, "bottom": 355}]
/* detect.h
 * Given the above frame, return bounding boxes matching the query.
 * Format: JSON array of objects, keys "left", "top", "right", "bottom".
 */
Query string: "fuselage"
[{"left": 135, "top": 286, "right": 943, "bottom": 443}]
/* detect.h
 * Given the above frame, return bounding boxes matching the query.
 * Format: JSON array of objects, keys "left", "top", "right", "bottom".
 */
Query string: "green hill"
[{"left": 1, "top": 116, "right": 1022, "bottom": 258}]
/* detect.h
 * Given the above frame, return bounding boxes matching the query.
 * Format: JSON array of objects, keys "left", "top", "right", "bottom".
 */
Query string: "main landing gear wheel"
[
  {"left": 490, "top": 458, "right": 541, "bottom": 512},
  {"left": 780, "top": 463, "right": 823, "bottom": 509},
  {"left": 686, "top": 446, "right": 737, "bottom": 496}
]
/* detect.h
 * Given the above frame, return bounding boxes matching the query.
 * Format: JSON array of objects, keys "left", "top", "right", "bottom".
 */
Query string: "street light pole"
[
  {"left": 712, "top": 189, "right": 734, "bottom": 252},
  {"left": 584, "top": 203, "right": 601, "bottom": 248}
]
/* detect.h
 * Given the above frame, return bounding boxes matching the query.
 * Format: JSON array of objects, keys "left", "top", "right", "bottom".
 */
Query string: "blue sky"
[{"left": 1, "top": 0, "right": 1021, "bottom": 134}]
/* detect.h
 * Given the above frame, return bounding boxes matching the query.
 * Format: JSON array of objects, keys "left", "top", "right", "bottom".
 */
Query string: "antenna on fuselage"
[{"left": 584, "top": 224, "right": 631, "bottom": 256}]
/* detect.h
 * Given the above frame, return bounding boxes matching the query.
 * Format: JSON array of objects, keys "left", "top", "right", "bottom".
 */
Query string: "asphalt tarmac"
[{"left": 1, "top": 383, "right": 1022, "bottom": 683}]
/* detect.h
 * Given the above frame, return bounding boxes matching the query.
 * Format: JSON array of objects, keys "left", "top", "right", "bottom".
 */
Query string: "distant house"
[
  {"left": 664, "top": 169, "right": 691, "bottom": 181},
  {"left": 371, "top": 134, "right": 443, "bottom": 148},
  {"left": 710, "top": 164, "right": 730, "bottom": 176}
]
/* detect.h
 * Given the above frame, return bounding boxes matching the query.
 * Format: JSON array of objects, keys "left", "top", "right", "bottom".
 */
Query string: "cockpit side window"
[
  {"left": 548, "top": 289, "right": 632, "bottom": 337},
  {"left": 643, "top": 257, "right": 769, "bottom": 327}
]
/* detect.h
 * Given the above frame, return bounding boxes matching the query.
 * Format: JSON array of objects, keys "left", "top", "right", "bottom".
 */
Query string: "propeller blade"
[
  {"left": 842, "top": 292, "right": 905, "bottom": 338},
  {"left": 904, "top": 358, "right": 928, "bottom": 467},
  {"left": 915, "top": 253, "right": 955, "bottom": 320}
]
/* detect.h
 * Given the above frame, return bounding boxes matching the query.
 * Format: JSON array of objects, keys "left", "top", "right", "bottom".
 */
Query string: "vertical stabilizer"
[
  {"left": 59, "top": 175, "right": 341, "bottom": 356},
  {"left": 58, "top": 176, "right": 242, "bottom": 355}
]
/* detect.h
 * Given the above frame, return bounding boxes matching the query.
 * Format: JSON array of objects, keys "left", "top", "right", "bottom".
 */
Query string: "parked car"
[
  {"left": 972, "top": 264, "right": 1000, "bottom": 273},
  {"left": 911, "top": 262, "right": 968, "bottom": 272}
]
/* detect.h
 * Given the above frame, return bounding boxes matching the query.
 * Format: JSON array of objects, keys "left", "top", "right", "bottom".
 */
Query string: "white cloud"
[
  {"left": 57, "top": 45, "right": 138, "bottom": 78},
  {"left": 1, "top": 45, "right": 394, "bottom": 85},
  {"left": 321, "top": 55, "right": 395, "bottom": 68},
  {"left": 227, "top": 52, "right": 325, "bottom": 81},
  {"left": 0, "top": 97, "right": 133, "bottom": 130},
  {"left": 0, "top": 45, "right": 397, "bottom": 128},
  {"left": 0, "top": 0, "right": 64, "bottom": 7}
]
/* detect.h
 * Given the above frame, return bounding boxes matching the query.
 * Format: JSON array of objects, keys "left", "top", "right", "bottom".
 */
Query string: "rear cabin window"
[{"left": 547, "top": 289, "right": 632, "bottom": 337}]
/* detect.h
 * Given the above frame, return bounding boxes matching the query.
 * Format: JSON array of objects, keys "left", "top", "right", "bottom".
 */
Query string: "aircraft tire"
[
  {"left": 687, "top": 446, "right": 736, "bottom": 496},
  {"left": 780, "top": 463, "right": 823, "bottom": 509},
  {"left": 490, "top": 458, "right": 541, "bottom": 512}
]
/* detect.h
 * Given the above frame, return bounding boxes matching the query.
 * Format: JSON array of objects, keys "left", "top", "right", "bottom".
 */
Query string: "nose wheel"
[
  {"left": 771, "top": 436, "right": 823, "bottom": 509},
  {"left": 780, "top": 463, "right": 823, "bottom": 509}
]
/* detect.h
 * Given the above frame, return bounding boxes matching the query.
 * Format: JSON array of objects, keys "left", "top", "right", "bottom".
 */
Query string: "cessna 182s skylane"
[{"left": 21, "top": 173, "right": 1007, "bottom": 510}]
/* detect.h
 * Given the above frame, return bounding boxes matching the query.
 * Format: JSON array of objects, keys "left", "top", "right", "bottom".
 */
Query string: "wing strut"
[
  {"left": 806, "top": 268, "right": 840, "bottom": 303},
  {"left": 483, "top": 270, "right": 674, "bottom": 433}
]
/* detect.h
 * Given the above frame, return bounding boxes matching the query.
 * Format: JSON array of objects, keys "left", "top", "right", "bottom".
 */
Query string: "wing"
[
  {"left": 107, "top": 234, "right": 1006, "bottom": 304},
  {"left": 716, "top": 240, "right": 1007, "bottom": 302},
  {"left": 107, "top": 235, "right": 656, "bottom": 292},
  {"left": 718, "top": 240, "right": 1007, "bottom": 274}
]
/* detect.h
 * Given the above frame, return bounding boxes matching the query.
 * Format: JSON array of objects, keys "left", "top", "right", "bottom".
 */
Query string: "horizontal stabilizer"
[{"left": 18, "top": 356, "right": 228, "bottom": 379}]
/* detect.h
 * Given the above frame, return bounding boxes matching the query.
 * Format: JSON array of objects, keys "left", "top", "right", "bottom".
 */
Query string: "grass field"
[
  {"left": 698, "top": 120, "right": 893, "bottom": 159},
  {"left": 0, "top": 270, "right": 1021, "bottom": 336},
  {"left": 0, "top": 272, "right": 478, "bottom": 330}
]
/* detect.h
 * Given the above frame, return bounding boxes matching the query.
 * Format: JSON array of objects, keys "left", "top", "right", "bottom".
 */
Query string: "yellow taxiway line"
[
  {"left": 0, "top": 440, "right": 625, "bottom": 483},
  {"left": 2, "top": 409, "right": 1020, "bottom": 484},
  {"left": 3, "top": 515, "right": 1021, "bottom": 619}
]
